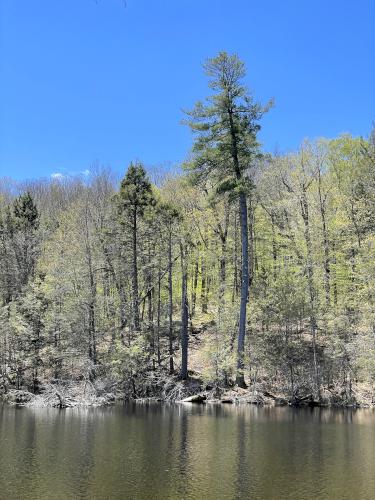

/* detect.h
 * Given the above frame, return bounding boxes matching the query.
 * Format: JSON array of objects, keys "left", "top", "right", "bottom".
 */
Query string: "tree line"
[{"left": 1, "top": 53, "right": 374, "bottom": 403}]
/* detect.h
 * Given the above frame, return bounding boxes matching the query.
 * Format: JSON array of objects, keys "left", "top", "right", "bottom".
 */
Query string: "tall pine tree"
[{"left": 185, "top": 52, "right": 271, "bottom": 386}]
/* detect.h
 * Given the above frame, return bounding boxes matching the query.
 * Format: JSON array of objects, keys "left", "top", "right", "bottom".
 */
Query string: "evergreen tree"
[
  {"left": 118, "top": 163, "right": 155, "bottom": 332},
  {"left": 185, "top": 52, "right": 271, "bottom": 386}
]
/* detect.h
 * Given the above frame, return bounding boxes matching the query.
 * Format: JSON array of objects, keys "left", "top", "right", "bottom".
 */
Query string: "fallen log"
[
  {"left": 261, "top": 391, "right": 287, "bottom": 406},
  {"left": 289, "top": 394, "right": 320, "bottom": 406},
  {"left": 180, "top": 394, "right": 207, "bottom": 403},
  {"left": 263, "top": 391, "right": 278, "bottom": 400},
  {"left": 221, "top": 398, "right": 234, "bottom": 404}
]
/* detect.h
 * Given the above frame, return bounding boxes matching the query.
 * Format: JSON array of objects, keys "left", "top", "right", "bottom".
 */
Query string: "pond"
[{"left": 0, "top": 403, "right": 374, "bottom": 499}]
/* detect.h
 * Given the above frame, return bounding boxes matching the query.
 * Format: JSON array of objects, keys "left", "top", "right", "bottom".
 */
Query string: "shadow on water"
[{"left": 0, "top": 403, "right": 374, "bottom": 500}]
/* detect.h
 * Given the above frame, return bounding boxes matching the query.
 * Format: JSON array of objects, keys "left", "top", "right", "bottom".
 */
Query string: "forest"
[{"left": 1, "top": 53, "right": 375, "bottom": 407}]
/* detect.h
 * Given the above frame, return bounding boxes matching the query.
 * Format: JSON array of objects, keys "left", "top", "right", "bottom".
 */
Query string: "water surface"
[{"left": 0, "top": 403, "right": 374, "bottom": 499}]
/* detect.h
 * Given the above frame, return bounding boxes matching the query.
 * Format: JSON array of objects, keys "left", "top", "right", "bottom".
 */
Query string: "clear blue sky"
[{"left": 1, "top": 0, "right": 374, "bottom": 180}]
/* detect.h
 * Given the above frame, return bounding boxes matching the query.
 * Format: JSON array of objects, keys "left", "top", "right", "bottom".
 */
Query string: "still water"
[{"left": 0, "top": 403, "right": 374, "bottom": 500}]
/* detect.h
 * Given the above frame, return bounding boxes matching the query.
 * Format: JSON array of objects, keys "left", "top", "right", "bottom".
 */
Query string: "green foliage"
[
  {"left": 109, "top": 337, "right": 149, "bottom": 380},
  {"left": 184, "top": 51, "right": 271, "bottom": 187},
  {"left": 0, "top": 87, "right": 373, "bottom": 404},
  {"left": 118, "top": 162, "right": 155, "bottom": 216},
  {"left": 13, "top": 192, "right": 39, "bottom": 230}
]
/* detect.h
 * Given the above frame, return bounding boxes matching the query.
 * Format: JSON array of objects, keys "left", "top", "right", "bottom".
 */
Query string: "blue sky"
[{"left": 1, "top": 0, "right": 374, "bottom": 181}]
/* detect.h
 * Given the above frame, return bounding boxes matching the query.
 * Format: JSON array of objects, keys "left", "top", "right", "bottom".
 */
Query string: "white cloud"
[
  {"left": 50, "top": 169, "right": 90, "bottom": 180},
  {"left": 51, "top": 172, "right": 65, "bottom": 179}
]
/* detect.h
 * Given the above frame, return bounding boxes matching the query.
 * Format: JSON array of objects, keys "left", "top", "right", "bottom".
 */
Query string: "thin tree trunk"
[
  {"left": 201, "top": 255, "right": 208, "bottom": 313},
  {"left": 300, "top": 187, "right": 320, "bottom": 400},
  {"left": 84, "top": 206, "right": 97, "bottom": 372},
  {"left": 271, "top": 214, "right": 277, "bottom": 281},
  {"left": 98, "top": 238, "right": 127, "bottom": 343},
  {"left": 191, "top": 255, "right": 199, "bottom": 317},
  {"left": 180, "top": 242, "right": 189, "bottom": 380},
  {"left": 248, "top": 193, "right": 255, "bottom": 289},
  {"left": 332, "top": 242, "right": 338, "bottom": 307},
  {"left": 318, "top": 170, "right": 331, "bottom": 307},
  {"left": 218, "top": 202, "right": 230, "bottom": 307},
  {"left": 132, "top": 209, "right": 140, "bottom": 331},
  {"left": 168, "top": 228, "right": 174, "bottom": 374},
  {"left": 219, "top": 239, "right": 227, "bottom": 306},
  {"left": 118, "top": 283, "right": 128, "bottom": 344},
  {"left": 204, "top": 275, "right": 210, "bottom": 313},
  {"left": 147, "top": 242, "right": 154, "bottom": 367},
  {"left": 156, "top": 266, "right": 161, "bottom": 367}
]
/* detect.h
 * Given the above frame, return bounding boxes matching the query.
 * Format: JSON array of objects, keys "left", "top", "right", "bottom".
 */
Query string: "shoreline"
[{"left": 1, "top": 382, "right": 373, "bottom": 410}]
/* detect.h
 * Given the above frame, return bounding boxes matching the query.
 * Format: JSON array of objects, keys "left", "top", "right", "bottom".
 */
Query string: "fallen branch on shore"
[
  {"left": 179, "top": 394, "right": 207, "bottom": 403},
  {"left": 2, "top": 382, "right": 118, "bottom": 408}
]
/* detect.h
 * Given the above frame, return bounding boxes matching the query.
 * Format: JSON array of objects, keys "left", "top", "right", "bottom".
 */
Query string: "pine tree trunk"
[
  {"left": 236, "top": 191, "right": 249, "bottom": 388},
  {"left": 227, "top": 104, "right": 249, "bottom": 388}
]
